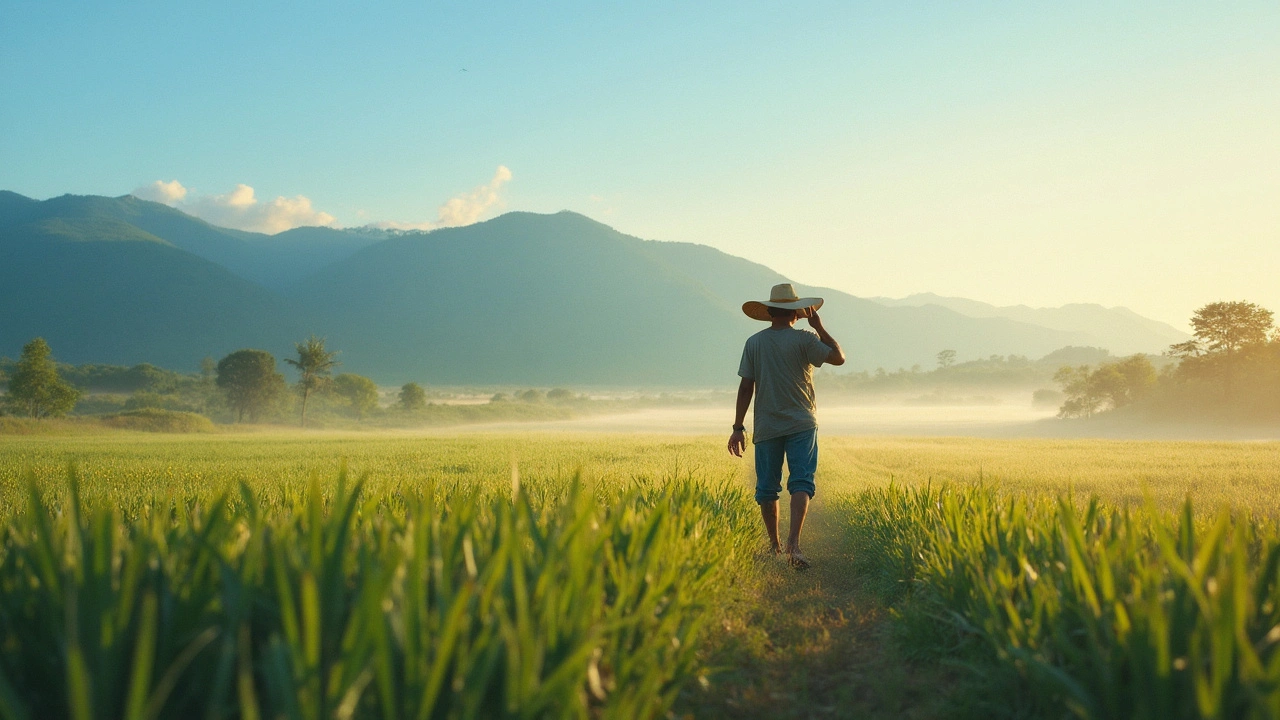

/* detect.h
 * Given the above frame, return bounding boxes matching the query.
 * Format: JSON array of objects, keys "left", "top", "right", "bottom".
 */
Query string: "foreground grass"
[
  {"left": 840, "top": 485, "right": 1280, "bottom": 718},
  {"left": 0, "top": 464, "right": 757, "bottom": 719},
  {"left": 5, "top": 432, "right": 1280, "bottom": 718}
]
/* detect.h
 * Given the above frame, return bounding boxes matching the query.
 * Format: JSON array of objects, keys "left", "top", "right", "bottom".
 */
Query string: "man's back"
[{"left": 738, "top": 326, "right": 831, "bottom": 443}]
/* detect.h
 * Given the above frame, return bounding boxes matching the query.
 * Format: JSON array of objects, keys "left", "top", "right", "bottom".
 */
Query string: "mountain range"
[
  {"left": 0, "top": 191, "right": 1188, "bottom": 385},
  {"left": 868, "top": 293, "right": 1188, "bottom": 357}
]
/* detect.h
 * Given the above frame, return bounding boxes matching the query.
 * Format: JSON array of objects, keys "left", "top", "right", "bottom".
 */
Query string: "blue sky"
[{"left": 2, "top": 1, "right": 1277, "bottom": 326}]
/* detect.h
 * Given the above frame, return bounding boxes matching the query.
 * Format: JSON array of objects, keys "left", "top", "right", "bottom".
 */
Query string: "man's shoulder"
[
  {"left": 746, "top": 327, "right": 819, "bottom": 342},
  {"left": 783, "top": 327, "right": 821, "bottom": 344}
]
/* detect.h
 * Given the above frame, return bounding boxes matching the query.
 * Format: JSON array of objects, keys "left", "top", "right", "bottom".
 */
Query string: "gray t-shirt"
[{"left": 738, "top": 327, "right": 833, "bottom": 443}]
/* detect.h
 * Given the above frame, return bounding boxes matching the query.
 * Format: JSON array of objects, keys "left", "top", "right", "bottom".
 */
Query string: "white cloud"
[
  {"left": 371, "top": 165, "right": 513, "bottom": 231},
  {"left": 131, "top": 165, "right": 511, "bottom": 234},
  {"left": 183, "top": 184, "right": 336, "bottom": 234},
  {"left": 132, "top": 179, "right": 188, "bottom": 205},
  {"left": 131, "top": 180, "right": 336, "bottom": 234}
]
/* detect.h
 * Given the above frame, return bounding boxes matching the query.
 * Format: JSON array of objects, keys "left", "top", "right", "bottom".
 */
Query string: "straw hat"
[{"left": 742, "top": 283, "right": 824, "bottom": 321}]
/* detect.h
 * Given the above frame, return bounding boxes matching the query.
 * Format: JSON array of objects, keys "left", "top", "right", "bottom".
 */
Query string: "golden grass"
[
  {"left": 5, "top": 432, "right": 1280, "bottom": 517},
  {"left": 820, "top": 436, "right": 1280, "bottom": 513}
]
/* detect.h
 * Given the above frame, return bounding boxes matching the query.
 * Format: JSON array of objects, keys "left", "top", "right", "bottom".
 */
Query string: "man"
[{"left": 728, "top": 283, "right": 845, "bottom": 568}]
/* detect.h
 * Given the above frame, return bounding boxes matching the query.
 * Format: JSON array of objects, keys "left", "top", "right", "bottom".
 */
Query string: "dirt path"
[{"left": 678, "top": 502, "right": 954, "bottom": 719}]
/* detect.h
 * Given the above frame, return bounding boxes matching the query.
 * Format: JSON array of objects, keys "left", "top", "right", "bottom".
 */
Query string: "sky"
[{"left": 1, "top": 1, "right": 1277, "bottom": 328}]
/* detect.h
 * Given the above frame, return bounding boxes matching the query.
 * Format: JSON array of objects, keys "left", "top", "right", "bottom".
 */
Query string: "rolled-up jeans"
[{"left": 753, "top": 428, "right": 817, "bottom": 504}]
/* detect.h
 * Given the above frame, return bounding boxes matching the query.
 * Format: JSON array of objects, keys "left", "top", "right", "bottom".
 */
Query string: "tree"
[
  {"left": 1054, "top": 355, "right": 1158, "bottom": 418},
  {"left": 1189, "top": 301, "right": 1274, "bottom": 356},
  {"left": 1110, "top": 355, "right": 1157, "bottom": 406},
  {"left": 936, "top": 349, "right": 957, "bottom": 369},
  {"left": 6, "top": 338, "right": 80, "bottom": 418},
  {"left": 284, "top": 335, "right": 340, "bottom": 427},
  {"left": 333, "top": 374, "right": 379, "bottom": 419},
  {"left": 216, "top": 349, "right": 285, "bottom": 422},
  {"left": 399, "top": 382, "right": 427, "bottom": 411},
  {"left": 1171, "top": 301, "right": 1275, "bottom": 398},
  {"left": 1054, "top": 365, "right": 1102, "bottom": 418}
]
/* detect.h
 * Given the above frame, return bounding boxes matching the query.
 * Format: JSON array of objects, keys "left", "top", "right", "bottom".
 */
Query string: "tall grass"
[
  {"left": 839, "top": 484, "right": 1280, "bottom": 719},
  {"left": 0, "top": 465, "right": 755, "bottom": 719}
]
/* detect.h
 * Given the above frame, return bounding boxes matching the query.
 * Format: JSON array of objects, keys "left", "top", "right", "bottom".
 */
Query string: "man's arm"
[
  {"left": 728, "top": 377, "right": 754, "bottom": 457},
  {"left": 808, "top": 313, "right": 846, "bottom": 366}
]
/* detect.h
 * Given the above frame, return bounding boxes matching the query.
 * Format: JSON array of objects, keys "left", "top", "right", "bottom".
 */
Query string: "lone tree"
[
  {"left": 398, "top": 382, "right": 427, "bottom": 412},
  {"left": 216, "top": 349, "right": 285, "bottom": 422},
  {"left": 284, "top": 335, "right": 339, "bottom": 427},
  {"left": 936, "top": 349, "right": 957, "bottom": 369},
  {"left": 6, "top": 338, "right": 80, "bottom": 418},
  {"left": 333, "top": 373, "right": 379, "bottom": 419}
]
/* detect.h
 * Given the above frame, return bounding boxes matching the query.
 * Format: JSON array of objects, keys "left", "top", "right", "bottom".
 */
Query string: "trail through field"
[{"left": 681, "top": 502, "right": 953, "bottom": 719}]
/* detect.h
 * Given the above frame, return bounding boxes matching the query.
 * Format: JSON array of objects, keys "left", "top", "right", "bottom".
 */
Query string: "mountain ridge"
[
  {"left": 868, "top": 292, "right": 1189, "bottom": 354},
  {"left": 0, "top": 207, "right": 304, "bottom": 368},
  {"left": 0, "top": 191, "right": 1180, "bottom": 384}
]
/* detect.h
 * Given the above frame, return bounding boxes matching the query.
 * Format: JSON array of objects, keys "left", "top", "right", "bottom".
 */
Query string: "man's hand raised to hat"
[{"left": 807, "top": 312, "right": 847, "bottom": 366}]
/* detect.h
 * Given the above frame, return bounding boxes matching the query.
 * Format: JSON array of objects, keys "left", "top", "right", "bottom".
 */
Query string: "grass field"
[
  {"left": 3, "top": 432, "right": 1280, "bottom": 718},
  {"left": 7, "top": 433, "right": 1280, "bottom": 514}
]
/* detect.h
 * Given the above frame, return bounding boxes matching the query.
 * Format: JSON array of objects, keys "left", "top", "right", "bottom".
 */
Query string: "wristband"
[{"left": 732, "top": 424, "right": 746, "bottom": 432}]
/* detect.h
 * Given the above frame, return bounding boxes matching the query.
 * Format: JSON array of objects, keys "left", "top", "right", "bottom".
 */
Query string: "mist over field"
[
  {"left": 439, "top": 398, "right": 1055, "bottom": 436},
  {"left": 414, "top": 398, "right": 1280, "bottom": 441}
]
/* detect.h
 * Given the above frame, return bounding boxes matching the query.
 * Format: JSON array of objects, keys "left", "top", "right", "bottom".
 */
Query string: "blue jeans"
[{"left": 753, "top": 428, "right": 818, "bottom": 504}]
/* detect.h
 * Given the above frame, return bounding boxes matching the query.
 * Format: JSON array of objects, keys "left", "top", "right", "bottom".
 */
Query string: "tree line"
[
  {"left": 1054, "top": 301, "right": 1280, "bottom": 420},
  {"left": 817, "top": 345, "right": 1113, "bottom": 397},
  {"left": 21, "top": 302, "right": 1272, "bottom": 427},
  {"left": 207, "top": 338, "right": 428, "bottom": 424},
  {"left": 1, "top": 336, "right": 429, "bottom": 424}
]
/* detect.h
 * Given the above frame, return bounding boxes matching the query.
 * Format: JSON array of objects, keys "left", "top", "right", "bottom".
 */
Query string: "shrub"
[
  {"left": 398, "top": 382, "right": 427, "bottom": 411},
  {"left": 102, "top": 408, "right": 215, "bottom": 433},
  {"left": 1032, "top": 388, "right": 1063, "bottom": 408}
]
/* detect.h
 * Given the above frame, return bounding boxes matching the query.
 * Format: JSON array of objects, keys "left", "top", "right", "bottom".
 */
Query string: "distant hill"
[
  {"left": 289, "top": 212, "right": 1084, "bottom": 383},
  {"left": 868, "top": 292, "right": 1189, "bottom": 355},
  {"left": 0, "top": 192, "right": 378, "bottom": 290},
  {"left": 291, "top": 212, "right": 750, "bottom": 384},
  {"left": 0, "top": 191, "right": 1176, "bottom": 384},
  {"left": 0, "top": 207, "right": 303, "bottom": 369}
]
